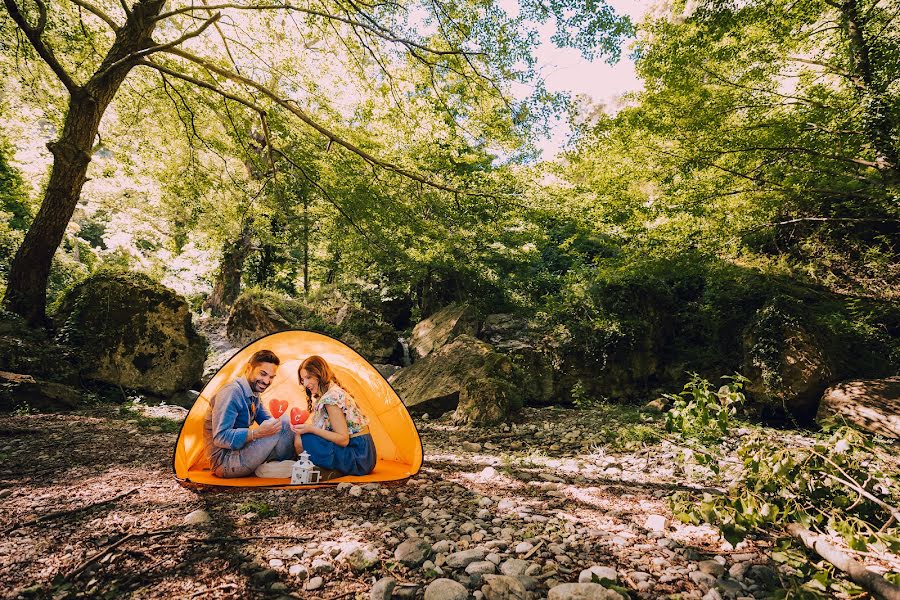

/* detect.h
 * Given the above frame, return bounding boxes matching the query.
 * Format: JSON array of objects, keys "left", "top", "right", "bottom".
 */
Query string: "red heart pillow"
[
  {"left": 269, "top": 398, "right": 288, "bottom": 419},
  {"left": 291, "top": 407, "right": 310, "bottom": 425}
]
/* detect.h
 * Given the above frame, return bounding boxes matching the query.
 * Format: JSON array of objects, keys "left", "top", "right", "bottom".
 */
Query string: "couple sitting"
[{"left": 203, "top": 350, "right": 376, "bottom": 479}]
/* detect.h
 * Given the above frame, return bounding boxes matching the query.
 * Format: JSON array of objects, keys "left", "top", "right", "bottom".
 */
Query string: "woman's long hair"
[{"left": 298, "top": 355, "right": 342, "bottom": 407}]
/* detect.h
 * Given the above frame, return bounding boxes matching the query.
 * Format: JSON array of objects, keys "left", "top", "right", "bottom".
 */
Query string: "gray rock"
[
  {"left": 424, "top": 578, "right": 468, "bottom": 600},
  {"left": 311, "top": 558, "right": 333, "bottom": 574},
  {"left": 481, "top": 575, "right": 528, "bottom": 600},
  {"left": 395, "top": 538, "right": 433, "bottom": 567},
  {"left": 547, "top": 583, "right": 624, "bottom": 600},
  {"left": 346, "top": 545, "right": 379, "bottom": 572},
  {"left": 748, "top": 565, "right": 778, "bottom": 589},
  {"left": 183, "top": 509, "right": 211, "bottom": 525},
  {"left": 699, "top": 560, "right": 726, "bottom": 577},
  {"left": 306, "top": 576, "right": 324, "bottom": 591},
  {"left": 689, "top": 571, "right": 717, "bottom": 589},
  {"left": 446, "top": 548, "right": 486, "bottom": 569},
  {"left": 288, "top": 564, "right": 307, "bottom": 579},
  {"left": 433, "top": 540, "right": 453, "bottom": 554},
  {"left": 371, "top": 577, "right": 396, "bottom": 600},
  {"left": 514, "top": 542, "right": 533, "bottom": 554},
  {"left": 578, "top": 566, "right": 617, "bottom": 584},
  {"left": 466, "top": 561, "right": 497, "bottom": 576},
  {"left": 500, "top": 559, "right": 529, "bottom": 577}
]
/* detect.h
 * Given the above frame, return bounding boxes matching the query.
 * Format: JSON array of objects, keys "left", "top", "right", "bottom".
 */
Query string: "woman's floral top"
[{"left": 312, "top": 383, "right": 368, "bottom": 434}]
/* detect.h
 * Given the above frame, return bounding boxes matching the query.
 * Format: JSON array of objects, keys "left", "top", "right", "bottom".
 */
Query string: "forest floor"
[{"left": 0, "top": 398, "right": 795, "bottom": 600}]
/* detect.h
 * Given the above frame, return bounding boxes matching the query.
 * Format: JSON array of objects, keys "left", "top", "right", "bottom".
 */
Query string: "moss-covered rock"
[
  {"left": 0, "top": 371, "right": 82, "bottom": 412},
  {"left": 479, "top": 313, "right": 555, "bottom": 405},
  {"left": 410, "top": 303, "right": 480, "bottom": 361},
  {"left": 455, "top": 376, "right": 523, "bottom": 427},
  {"left": 390, "top": 335, "right": 522, "bottom": 425},
  {"left": 742, "top": 298, "right": 834, "bottom": 421},
  {"left": 53, "top": 270, "right": 207, "bottom": 396},
  {"left": 226, "top": 288, "right": 398, "bottom": 363}
]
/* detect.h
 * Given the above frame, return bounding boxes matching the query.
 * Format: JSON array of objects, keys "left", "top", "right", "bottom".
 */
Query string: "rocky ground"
[{"left": 0, "top": 397, "right": 791, "bottom": 600}]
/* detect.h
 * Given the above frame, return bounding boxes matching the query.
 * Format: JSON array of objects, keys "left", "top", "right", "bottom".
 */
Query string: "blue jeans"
[{"left": 214, "top": 419, "right": 296, "bottom": 478}]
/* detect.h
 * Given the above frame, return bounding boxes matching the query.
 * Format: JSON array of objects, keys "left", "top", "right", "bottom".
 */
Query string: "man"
[{"left": 204, "top": 349, "right": 297, "bottom": 478}]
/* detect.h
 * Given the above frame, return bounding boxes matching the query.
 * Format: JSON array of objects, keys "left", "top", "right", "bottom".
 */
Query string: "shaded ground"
[{"left": 0, "top": 400, "right": 790, "bottom": 600}]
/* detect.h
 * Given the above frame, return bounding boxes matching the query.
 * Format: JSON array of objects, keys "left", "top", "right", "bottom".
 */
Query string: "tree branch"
[
  {"left": 788, "top": 524, "right": 900, "bottom": 600},
  {"left": 96, "top": 12, "right": 221, "bottom": 79},
  {"left": 136, "top": 58, "right": 267, "bottom": 113},
  {"left": 4, "top": 0, "right": 80, "bottom": 92},
  {"left": 154, "top": 2, "right": 483, "bottom": 57},
  {"left": 163, "top": 47, "right": 498, "bottom": 197},
  {"left": 67, "top": 0, "right": 119, "bottom": 29}
]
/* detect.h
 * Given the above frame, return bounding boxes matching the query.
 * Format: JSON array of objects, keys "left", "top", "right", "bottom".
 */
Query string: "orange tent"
[{"left": 173, "top": 330, "right": 422, "bottom": 488}]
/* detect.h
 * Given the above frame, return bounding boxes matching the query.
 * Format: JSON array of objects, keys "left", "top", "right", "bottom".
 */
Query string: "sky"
[{"left": 514, "top": 0, "right": 653, "bottom": 157}]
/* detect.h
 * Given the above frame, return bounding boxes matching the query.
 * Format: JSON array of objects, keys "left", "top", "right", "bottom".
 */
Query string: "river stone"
[
  {"left": 183, "top": 509, "right": 211, "bottom": 525},
  {"left": 500, "top": 559, "right": 529, "bottom": 577},
  {"left": 578, "top": 566, "right": 617, "bottom": 584},
  {"left": 424, "top": 578, "right": 468, "bottom": 600},
  {"left": 346, "top": 544, "right": 379, "bottom": 572},
  {"left": 481, "top": 575, "right": 528, "bottom": 600},
  {"left": 466, "top": 561, "right": 497, "bottom": 575},
  {"left": 53, "top": 271, "right": 207, "bottom": 395},
  {"left": 699, "top": 560, "right": 726, "bottom": 577},
  {"left": 371, "top": 577, "right": 396, "bottom": 600},
  {"left": 548, "top": 583, "right": 623, "bottom": 600},
  {"left": 306, "top": 576, "right": 324, "bottom": 591},
  {"left": 445, "top": 548, "right": 486, "bottom": 569},
  {"left": 395, "top": 538, "right": 433, "bottom": 567}
]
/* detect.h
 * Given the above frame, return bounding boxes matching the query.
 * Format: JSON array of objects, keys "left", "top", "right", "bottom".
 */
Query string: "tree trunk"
[
  {"left": 204, "top": 222, "right": 254, "bottom": 316},
  {"left": 841, "top": 0, "right": 897, "bottom": 176},
  {"left": 1, "top": 0, "right": 167, "bottom": 326},
  {"left": 303, "top": 189, "right": 309, "bottom": 296}
]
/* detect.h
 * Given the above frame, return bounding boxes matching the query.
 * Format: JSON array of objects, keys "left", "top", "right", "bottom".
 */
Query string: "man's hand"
[{"left": 255, "top": 418, "right": 281, "bottom": 438}]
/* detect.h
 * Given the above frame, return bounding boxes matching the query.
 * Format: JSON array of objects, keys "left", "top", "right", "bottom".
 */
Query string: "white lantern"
[{"left": 291, "top": 450, "right": 321, "bottom": 485}]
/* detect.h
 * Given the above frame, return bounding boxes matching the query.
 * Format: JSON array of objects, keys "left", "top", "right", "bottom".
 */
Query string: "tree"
[{"left": 1, "top": 0, "right": 632, "bottom": 325}]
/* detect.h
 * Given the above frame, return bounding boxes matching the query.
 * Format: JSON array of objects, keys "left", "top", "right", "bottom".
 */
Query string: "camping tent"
[{"left": 173, "top": 330, "right": 422, "bottom": 488}]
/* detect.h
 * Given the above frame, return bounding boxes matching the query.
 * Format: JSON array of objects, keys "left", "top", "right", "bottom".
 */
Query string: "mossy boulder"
[
  {"left": 479, "top": 313, "right": 555, "bottom": 405},
  {"left": 410, "top": 303, "right": 480, "bottom": 361},
  {"left": 53, "top": 271, "right": 207, "bottom": 396},
  {"left": 226, "top": 288, "right": 398, "bottom": 363},
  {"left": 0, "top": 371, "right": 82, "bottom": 412},
  {"left": 455, "top": 376, "right": 523, "bottom": 427},
  {"left": 390, "top": 335, "right": 522, "bottom": 424},
  {"left": 742, "top": 298, "right": 833, "bottom": 421}
]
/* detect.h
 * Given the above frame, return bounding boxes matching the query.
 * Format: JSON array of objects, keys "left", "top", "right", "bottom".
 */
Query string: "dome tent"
[{"left": 173, "top": 330, "right": 422, "bottom": 488}]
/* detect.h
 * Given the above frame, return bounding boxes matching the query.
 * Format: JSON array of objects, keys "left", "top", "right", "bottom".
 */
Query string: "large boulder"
[
  {"left": 226, "top": 288, "right": 398, "bottom": 363},
  {"left": 816, "top": 377, "right": 900, "bottom": 439},
  {"left": 479, "top": 313, "right": 555, "bottom": 405},
  {"left": 390, "top": 335, "right": 522, "bottom": 424},
  {"left": 742, "top": 298, "right": 833, "bottom": 421},
  {"left": 53, "top": 271, "right": 207, "bottom": 396},
  {"left": 410, "top": 303, "right": 479, "bottom": 361}
]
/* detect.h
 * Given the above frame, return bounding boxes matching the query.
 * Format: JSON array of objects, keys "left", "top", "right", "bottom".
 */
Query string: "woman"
[{"left": 292, "top": 355, "right": 377, "bottom": 476}]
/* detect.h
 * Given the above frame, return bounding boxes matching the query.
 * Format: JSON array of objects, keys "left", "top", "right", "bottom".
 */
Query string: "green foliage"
[
  {"left": 237, "top": 500, "right": 277, "bottom": 518},
  {"left": 664, "top": 373, "right": 747, "bottom": 442}
]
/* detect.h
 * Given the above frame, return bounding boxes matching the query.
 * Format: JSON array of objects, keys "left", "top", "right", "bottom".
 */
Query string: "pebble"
[
  {"left": 645, "top": 514, "right": 667, "bottom": 532},
  {"left": 548, "top": 583, "right": 624, "bottom": 599},
  {"left": 514, "top": 542, "right": 533, "bottom": 554},
  {"left": 445, "top": 548, "right": 486, "bottom": 569},
  {"left": 500, "top": 559, "right": 529, "bottom": 577},
  {"left": 306, "top": 576, "right": 324, "bottom": 591},
  {"left": 288, "top": 565, "right": 307, "bottom": 579},
  {"left": 699, "top": 560, "right": 726, "bottom": 577},
  {"left": 183, "top": 509, "right": 211, "bottom": 525},
  {"left": 481, "top": 575, "right": 528, "bottom": 600},
  {"left": 466, "top": 561, "right": 497, "bottom": 576},
  {"left": 371, "top": 577, "right": 396, "bottom": 600},
  {"left": 578, "top": 566, "right": 617, "bottom": 583},
  {"left": 424, "top": 578, "right": 467, "bottom": 600},
  {"left": 395, "top": 539, "right": 432, "bottom": 567}
]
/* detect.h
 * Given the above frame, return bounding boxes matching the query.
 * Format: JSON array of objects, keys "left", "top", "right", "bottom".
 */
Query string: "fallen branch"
[
  {"left": 523, "top": 539, "right": 544, "bottom": 560},
  {"left": 66, "top": 528, "right": 176, "bottom": 580},
  {"left": 787, "top": 523, "right": 900, "bottom": 600},
  {"left": 2, "top": 487, "right": 139, "bottom": 534}
]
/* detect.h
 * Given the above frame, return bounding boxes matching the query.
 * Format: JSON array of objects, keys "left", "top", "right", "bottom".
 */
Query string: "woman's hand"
[{"left": 292, "top": 421, "right": 317, "bottom": 435}]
